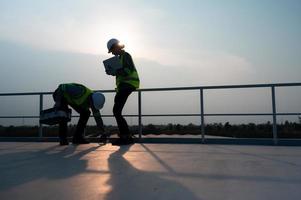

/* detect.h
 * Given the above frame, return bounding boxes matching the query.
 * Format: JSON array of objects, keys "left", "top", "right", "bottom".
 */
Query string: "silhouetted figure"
[
  {"left": 106, "top": 39, "right": 140, "bottom": 145},
  {"left": 53, "top": 83, "right": 105, "bottom": 145}
]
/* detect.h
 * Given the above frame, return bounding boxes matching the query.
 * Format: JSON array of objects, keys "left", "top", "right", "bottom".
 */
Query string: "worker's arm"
[
  {"left": 91, "top": 107, "right": 105, "bottom": 133},
  {"left": 116, "top": 52, "right": 135, "bottom": 76},
  {"left": 53, "top": 87, "right": 64, "bottom": 108}
]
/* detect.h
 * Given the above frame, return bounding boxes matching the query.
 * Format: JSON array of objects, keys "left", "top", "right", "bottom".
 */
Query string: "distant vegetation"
[{"left": 1, "top": 119, "right": 301, "bottom": 138}]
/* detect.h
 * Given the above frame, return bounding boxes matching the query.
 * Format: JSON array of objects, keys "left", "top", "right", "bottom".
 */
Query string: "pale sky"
[
  {"left": 1, "top": 0, "right": 301, "bottom": 67},
  {"left": 0, "top": 0, "right": 300, "bottom": 126}
]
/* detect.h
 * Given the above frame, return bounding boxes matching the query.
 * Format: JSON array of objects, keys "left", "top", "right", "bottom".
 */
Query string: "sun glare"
[
  {"left": 80, "top": 19, "right": 144, "bottom": 56},
  {"left": 68, "top": 16, "right": 148, "bottom": 59}
]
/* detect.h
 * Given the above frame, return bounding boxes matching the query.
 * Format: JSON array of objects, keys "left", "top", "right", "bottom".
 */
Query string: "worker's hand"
[{"left": 106, "top": 70, "right": 115, "bottom": 76}]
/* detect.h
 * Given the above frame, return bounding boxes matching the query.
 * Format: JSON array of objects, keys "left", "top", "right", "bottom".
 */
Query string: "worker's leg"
[
  {"left": 73, "top": 109, "right": 91, "bottom": 143},
  {"left": 58, "top": 104, "right": 69, "bottom": 143},
  {"left": 58, "top": 121, "right": 68, "bottom": 145},
  {"left": 113, "top": 89, "right": 133, "bottom": 139},
  {"left": 53, "top": 89, "right": 69, "bottom": 145}
]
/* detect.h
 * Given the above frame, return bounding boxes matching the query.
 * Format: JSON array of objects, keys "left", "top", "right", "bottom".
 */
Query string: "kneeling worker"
[{"left": 53, "top": 83, "right": 105, "bottom": 145}]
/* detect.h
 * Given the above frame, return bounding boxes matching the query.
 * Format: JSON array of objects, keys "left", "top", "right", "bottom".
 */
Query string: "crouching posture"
[{"left": 53, "top": 83, "right": 105, "bottom": 145}]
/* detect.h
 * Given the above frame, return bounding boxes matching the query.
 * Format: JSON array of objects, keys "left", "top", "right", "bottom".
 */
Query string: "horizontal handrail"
[{"left": 1, "top": 82, "right": 301, "bottom": 96}]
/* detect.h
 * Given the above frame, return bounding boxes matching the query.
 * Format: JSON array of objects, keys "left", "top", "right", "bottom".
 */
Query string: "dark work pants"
[
  {"left": 113, "top": 87, "right": 134, "bottom": 138},
  {"left": 58, "top": 105, "right": 91, "bottom": 141},
  {"left": 53, "top": 90, "right": 91, "bottom": 141}
]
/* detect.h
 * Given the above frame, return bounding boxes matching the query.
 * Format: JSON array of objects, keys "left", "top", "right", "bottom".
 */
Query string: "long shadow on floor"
[
  {"left": 103, "top": 145, "right": 200, "bottom": 200},
  {"left": 0, "top": 144, "right": 100, "bottom": 191}
]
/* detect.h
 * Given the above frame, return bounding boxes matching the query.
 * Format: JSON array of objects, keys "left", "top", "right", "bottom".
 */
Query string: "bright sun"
[
  {"left": 80, "top": 19, "right": 144, "bottom": 56},
  {"left": 68, "top": 16, "right": 148, "bottom": 58}
]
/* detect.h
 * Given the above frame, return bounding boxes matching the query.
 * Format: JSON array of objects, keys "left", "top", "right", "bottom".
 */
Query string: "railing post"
[
  {"left": 271, "top": 86, "right": 278, "bottom": 145},
  {"left": 138, "top": 91, "right": 142, "bottom": 140},
  {"left": 200, "top": 89, "right": 205, "bottom": 142},
  {"left": 39, "top": 94, "right": 43, "bottom": 138}
]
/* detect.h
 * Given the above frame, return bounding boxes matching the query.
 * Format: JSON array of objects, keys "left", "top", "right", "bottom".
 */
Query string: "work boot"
[
  {"left": 72, "top": 137, "right": 90, "bottom": 145},
  {"left": 99, "top": 134, "right": 108, "bottom": 145},
  {"left": 59, "top": 139, "right": 69, "bottom": 146},
  {"left": 126, "top": 137, "right": 135, "bottom": 144}
]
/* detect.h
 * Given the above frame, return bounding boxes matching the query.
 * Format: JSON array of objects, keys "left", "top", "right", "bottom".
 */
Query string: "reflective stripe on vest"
[
  {"left": 116, "top": 54, "right": 140, "bottom": 90},
  {"left": 60, "top": 83, "right": 92, "bottom": 107}
]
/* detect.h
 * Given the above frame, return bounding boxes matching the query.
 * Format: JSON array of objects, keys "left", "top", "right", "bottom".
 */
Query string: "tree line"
[{"left": 1, "top": 119, "right": 301, "bottom": 138}]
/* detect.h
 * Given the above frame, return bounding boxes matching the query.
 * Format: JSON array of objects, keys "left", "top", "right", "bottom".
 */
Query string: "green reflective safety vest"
[
  {"left": 59, "top": 83, "right": 92, "bottom": 108},
  {"left": 116, "top": 54, "right": 140, "bottom": 91}
]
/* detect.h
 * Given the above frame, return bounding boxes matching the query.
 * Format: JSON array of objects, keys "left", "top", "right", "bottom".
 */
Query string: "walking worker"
[
  {"left": 53, "top": 83, "right": 105, "bottom": 145},
  {"left": 106, "top": 38, "right": 140, "bottom": 145}
]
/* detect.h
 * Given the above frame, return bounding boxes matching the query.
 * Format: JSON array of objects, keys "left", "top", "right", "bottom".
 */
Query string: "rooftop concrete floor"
[{"left": 0, "top": 142, "right": 301, "bottom": 200}]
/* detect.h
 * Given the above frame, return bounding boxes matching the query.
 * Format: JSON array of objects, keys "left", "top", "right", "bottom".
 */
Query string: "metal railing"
[{"left": 0, "top": 82, "right": 301, "bottom": 145}]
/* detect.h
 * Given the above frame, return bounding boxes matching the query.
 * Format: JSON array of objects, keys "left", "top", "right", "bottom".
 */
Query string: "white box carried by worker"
[{"left": 103, "top": 56, "right": 122, "bottom": 75}]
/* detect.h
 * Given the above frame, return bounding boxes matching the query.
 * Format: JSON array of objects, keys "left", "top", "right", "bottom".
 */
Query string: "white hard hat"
[
  {"left": 92, "top": 92, "right": 105, "bottom": 110},
  {"left": 107, "top": 38, "right": 124, "bottom": 53}
]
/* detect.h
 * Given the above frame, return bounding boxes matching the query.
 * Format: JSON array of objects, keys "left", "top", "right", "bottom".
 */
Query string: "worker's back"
[{"left": 58, "top": 83, "right": 92, "bottom": 109}]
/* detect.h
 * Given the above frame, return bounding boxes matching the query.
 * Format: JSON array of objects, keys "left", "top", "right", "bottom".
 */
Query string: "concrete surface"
[{"left": 0, "top": 142, "right": 301, "bottom": 200}]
